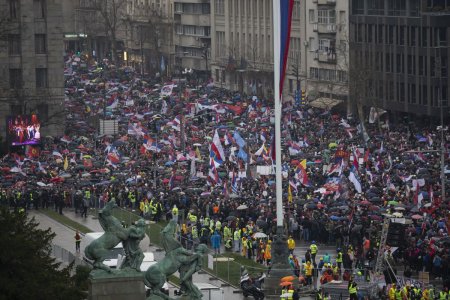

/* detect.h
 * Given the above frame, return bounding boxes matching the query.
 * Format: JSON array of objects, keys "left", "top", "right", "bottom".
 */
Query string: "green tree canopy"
[{"left": 0, "top": 207, "right": 85, "bottom": 300}]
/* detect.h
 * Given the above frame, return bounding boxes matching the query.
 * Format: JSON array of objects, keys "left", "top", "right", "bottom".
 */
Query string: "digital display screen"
[{"left": 7, "top": 114, "right": 41, "bottom": 146}]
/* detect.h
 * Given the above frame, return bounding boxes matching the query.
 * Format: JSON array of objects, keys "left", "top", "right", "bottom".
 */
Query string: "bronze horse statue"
[{"left": 84, "top": 200, "right": 129, "bottom": 272}]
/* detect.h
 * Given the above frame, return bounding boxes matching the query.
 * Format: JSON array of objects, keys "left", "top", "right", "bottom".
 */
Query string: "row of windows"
[
  {"left": 227, "top": 32, "right": 272, "bottom": 62},
  {"left": 8, "top": 0, "right": 46, "bottom": 19},
  {"left": 352, "top": 0, "right": 420, "bottom": 16},
  {"left": 371, "top": 81, "right": 447, "bottom": 106},
  {"left": 175, "top": 25, "right": 210, "bottom": 37},
  {"left": 310, "top": 67, "right": 348, "bottom": 83},
  {"left": 354, "top": 50, "right": 449, "bottom": 78},
  {"left": 352, "top": 24, "right": 448, "bottom": 48},
  {"left": 8, "top": 34, "right": 47, "bottom": 55},
  {"left": 175, "top": 2, "right": 210, "bottom": 14},
  {"left": 9, "top": 68, "right": 48, "bottom": 89}
]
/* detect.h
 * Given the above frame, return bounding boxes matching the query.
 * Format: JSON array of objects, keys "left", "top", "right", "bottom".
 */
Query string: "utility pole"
[{"left": 440, "top": 99, "right": 446, "bottom": 203}]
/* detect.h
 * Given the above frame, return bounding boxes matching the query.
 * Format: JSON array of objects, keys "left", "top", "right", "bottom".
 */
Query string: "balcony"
[
  {"left": 318, "top": 0, "right": 336, "bottom": 5},
  {"left": 318, "top": 51, "right": 336, "bottom": 63},
  {"left": 317, "top": 23, "right": 336, "bottom": 34}
]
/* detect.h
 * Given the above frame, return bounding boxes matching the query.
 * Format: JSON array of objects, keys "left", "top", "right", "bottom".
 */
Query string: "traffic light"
[{"left": 301, "top": 89, "right": 306, "bottom": 104}]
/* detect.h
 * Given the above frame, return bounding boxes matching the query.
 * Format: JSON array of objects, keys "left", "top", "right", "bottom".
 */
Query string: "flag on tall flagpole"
[
  {"left": 273, "top": 0, "right": 294, "bottom": 227},
  {"left": 278, "top": 0, "right": 295, "bottom": 97},
  {"left": 210, "top": 130, "right": 225, "bottom": 167}
]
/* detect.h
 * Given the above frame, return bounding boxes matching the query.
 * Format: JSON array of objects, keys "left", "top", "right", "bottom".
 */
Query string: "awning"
[{"left": 308, "top": 97, "right": 343, "bottom": 109}]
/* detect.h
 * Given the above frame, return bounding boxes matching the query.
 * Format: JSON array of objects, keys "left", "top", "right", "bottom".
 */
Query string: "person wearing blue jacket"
[{"left": 211, "top": 231, "right": 222, "bottom": 255}]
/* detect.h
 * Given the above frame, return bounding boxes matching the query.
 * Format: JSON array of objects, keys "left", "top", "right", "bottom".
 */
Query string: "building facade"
[
  {"left": 302, "top": 0, "right": 349, "bottom": 110},
  {"left": 173, "top": 0, "right": 211, "bottom": 80},
  {"left": 349, "top": 0, "right": 449, "bottom": 117},
  {"left": 124, "top": 0, "right": 174, "bottom": 77},
  {"left": 0, "top": 0, "right": 65, "bottom": 138},
  {"left": 210, "top": 0, "right": 277, "bottom": 96}
]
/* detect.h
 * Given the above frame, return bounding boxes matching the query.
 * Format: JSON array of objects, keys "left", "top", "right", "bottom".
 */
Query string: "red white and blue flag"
[
  {"left": 210, "top": 130, "right": 225, "bottom": 167},
  {"left": 278, "top": 0, "right": 295, "bottom": 97}
]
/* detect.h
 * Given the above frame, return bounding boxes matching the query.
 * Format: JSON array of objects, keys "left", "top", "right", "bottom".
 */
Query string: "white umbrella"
[
  {"left": 424, "top": 203, "right": 432, "bottom": 208},
  {"left": 392, "top": 212, "right": 403, "bottom": 217},
  {"left": 37, "top": 182, "right": 47, "bottom": 187},
  {"left": 253, "top": 232, "right": 267, "bottom": 238},
  {"left": 237, "top": 204, "right": 248, "bottom": 210},
  {"left": 394, "top": 207, "right": 405, "bottom": 211}
]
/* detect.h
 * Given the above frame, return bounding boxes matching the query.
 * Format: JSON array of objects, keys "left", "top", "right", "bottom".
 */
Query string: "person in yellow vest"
[
  {"left": 241, "top": 236, "right": 248, "bottom": 257},
  {"left": 191, "top": 225, "right": 199, "bottom": 247},
  {"left": 188, "top": 211, "right": 197, "bottom": 224},
  {"left": 144, "top": 200, "right": 150, "bottom": 219},
  {"left": 287, "top": 236, "right": 296, "bottom": 254},
  {"left": 287, "top": 284, "right": 295, "bottom": 300},
  {"left": 336, "top": 248, "right": 343, "bottom": 271},
  {"left": 439, "top": 287, "right": 448, "bottom": 300},
  {"left": 128, "top": 191, "right": 136, "bottom": 209},
  {"left": 233, "top": 229, "right": 241, "bottom": 253},
  {"left": 348, "top": 277, "right": 358, "bottom": 300},
  {"left": 305, "top": 261, "right": 313, "bottom": 286},
  {"left": 310, "top": 241, "right": 318, "bottom": 265},
  {"left": 389, "top": 284, "right": 397, "bottom": 300},
  {"left": 394, "top": 285, "right": 403, "bottom": 300},
  {"left": 264, "top": 240, "right": 272, "bottom": 266},
  {"left": 172, "top": 204, "right": 179, "bottom": 223},
  {"left": 139, "top": 200, "right": 145, "bottom": 216},
  {"left": 215, "top": 219, "right": 222, "bottom": 232},
  {"left": 402, "top": 285, "right": 410, "bottom": 300},
  {"left": 223, "top": 224, "right": 231, "bottom": 241}
]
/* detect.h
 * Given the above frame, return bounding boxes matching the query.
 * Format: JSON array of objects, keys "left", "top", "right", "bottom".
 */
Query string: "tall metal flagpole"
[
  {"left": 264, "top": 1, "right": 291, "bottom": 293},
  {"left": 273, "top": 0, "right": 283, "bottom": 228}
]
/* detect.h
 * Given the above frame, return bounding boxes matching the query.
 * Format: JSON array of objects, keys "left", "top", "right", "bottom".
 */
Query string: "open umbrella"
[
  {"left": 388, "top": 200, "right": 398, "bottom": 206},
  {"left": 281, "top": 276, "right": 295, "bottom": 282},
  {"left": 279, "top": 281, "right": 293, "bottom": 287},
  {"left": 253, "top": 232, "right": 267, "bottom": 238},
  {"left": 237, "top": 204, "right": 248, "bottom": 210},
  {"left": 411, "top": 214, "right": 423, "bottom": 220}
]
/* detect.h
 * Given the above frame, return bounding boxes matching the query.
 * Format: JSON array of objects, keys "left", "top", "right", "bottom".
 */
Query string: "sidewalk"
[{"left": 29, "top": 209, "right": 244, "bottom": 300}]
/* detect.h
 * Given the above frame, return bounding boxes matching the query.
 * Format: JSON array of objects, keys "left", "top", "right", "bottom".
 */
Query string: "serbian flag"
[
  {"left": 210, "top": 130, "right": 225, "bottom": 167},
  {"left": 276, "top": 0, "right": 294, "bottom": 97}
]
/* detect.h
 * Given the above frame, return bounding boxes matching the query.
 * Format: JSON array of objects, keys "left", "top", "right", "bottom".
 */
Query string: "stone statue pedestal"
[
  {"left": 88, "top": 270, "right": 146, "bottom": 300},
  {"left": 264, "top": 226, "right": 294, "bottom": 296}
]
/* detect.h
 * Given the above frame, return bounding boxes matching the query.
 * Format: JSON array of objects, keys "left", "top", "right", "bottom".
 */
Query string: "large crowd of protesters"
[{"left": 1, "top": 53, "right": 448, "bottom": 299}]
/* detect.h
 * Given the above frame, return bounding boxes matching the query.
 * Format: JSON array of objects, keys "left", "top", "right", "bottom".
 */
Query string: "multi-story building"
[
  {"left": 0, "top": 0, "right": 65, "bottom": 138},
  {"left": 173, "top": 0, "right": 211, "bottom": 79},
  {"left": 124, "top": 0, "right": 174, "bottom": 76},
  {"left": 210, "top": 0, "right": 276, "bottom": 96},
  {"left": 349, "top": 0, "right": 449, "bottom": 118},
  {"left": 302, "top": 0, "right": 349, "bottom": 110}
]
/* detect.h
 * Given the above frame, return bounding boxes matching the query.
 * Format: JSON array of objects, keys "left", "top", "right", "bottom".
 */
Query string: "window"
[
  {"left": 292, "top": 0, "right": 301, "bottom": 20},
  {"left": 34, "top": 0, "right": 46, "bottom": 19},
  {"left": 35, "top": 34, "right": 47, "bottom": 54},
  {"left": 310, "top": 67, "right": 319, "bottom": 80},
  {"left": 216, "top": 31, "right": 225, "bottom": 57},
  {"left": 388, "top": 0, "right": 406, "bottom": 16},
  {"left": 8, "top": 34, "right": 21, "bottom": 55},
  {"left": 174, "top": 3, "right": 182, "bottom": 13},
  {"left": 37, "top": 103, "right": 49, "bottom": 122},
  {"left": 9, "top": 0, "right": 19, "bottom": 19},
  {"left": 36, "top": 68, "right": 48, "bottom": 88},
  {"left": 338, "top": 70, "right": 348, "bottom": 82},
  {"left": 318, "top": 10, "right": 335, "bottom": 24},
  {"left": 309, "top": 10, "right": 315, "bottom": 23},
  {"left": 9, "top": 68, "right": 22, "bottom": 89},
  {"left": 215, "top": 0, "right": 224, "bottom": 15},
  {"left": 367, "top": 0, "right": 384, "bottom": 15}
]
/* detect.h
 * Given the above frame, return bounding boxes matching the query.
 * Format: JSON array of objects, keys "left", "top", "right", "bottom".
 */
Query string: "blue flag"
[{"left": 233, "top": 131, "right": 246, "bottom": 148}]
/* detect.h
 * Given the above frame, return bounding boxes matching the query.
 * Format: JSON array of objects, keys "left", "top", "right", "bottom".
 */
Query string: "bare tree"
[{"left": 93, "top": 0, "right": 126, "bottom": 64}]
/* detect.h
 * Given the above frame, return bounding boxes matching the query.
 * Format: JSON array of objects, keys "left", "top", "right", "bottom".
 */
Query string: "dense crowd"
[{"left": 1, "top": 54, "right": 448, "bottom": 298}]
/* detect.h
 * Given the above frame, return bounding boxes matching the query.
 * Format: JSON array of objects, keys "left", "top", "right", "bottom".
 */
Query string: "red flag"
[{"left": 26, "top": 146, "right": 40, "bottom": 158}]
